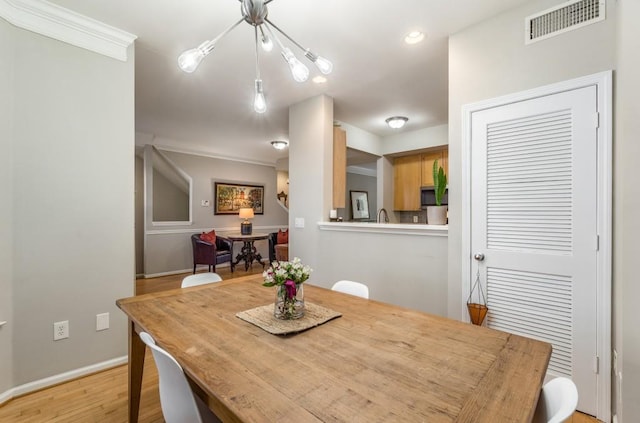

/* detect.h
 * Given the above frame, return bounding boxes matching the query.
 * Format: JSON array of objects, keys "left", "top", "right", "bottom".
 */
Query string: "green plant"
[{"left": 432, "top": 159, "right": 447, "bottom": 206}]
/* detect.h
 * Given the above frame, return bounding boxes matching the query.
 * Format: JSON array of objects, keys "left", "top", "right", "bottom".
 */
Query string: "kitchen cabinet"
[
  {"left": 393, "top": 155, "right": 421, "bottom": 211},
  {"left": 421, "top": 149, "right": 448, "bottom": 187},
  {"left": 333, "top": 127, "right": 346, "bottom": 208},
  {"left": 393, "top": 147, "right": 448, "bottom": 211}
]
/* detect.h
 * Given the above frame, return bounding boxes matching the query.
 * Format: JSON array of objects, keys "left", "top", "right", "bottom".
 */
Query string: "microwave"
[{"left": 421, "top": 186, "right": 448, "bottom": 208}]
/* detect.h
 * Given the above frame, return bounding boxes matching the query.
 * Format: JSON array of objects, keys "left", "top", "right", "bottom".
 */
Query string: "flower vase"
[{"left": 274, "top": 283, "right": 305, "bottom": 320}]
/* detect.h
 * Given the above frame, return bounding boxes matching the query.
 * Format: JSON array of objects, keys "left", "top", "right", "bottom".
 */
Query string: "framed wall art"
[
  {"left": 350, "top": 190, "right": 370, "bottom": 220},
  {"left": 214, "top": 182, "right": 264, "bottom": 215}
]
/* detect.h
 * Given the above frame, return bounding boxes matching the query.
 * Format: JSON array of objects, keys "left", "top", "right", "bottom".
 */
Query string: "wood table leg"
[{"left": 128, "top": 320, "right": 146, "bottom": 423}]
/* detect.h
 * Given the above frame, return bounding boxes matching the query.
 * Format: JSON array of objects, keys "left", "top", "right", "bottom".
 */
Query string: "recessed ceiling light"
[
  {"left": 312, "top": 75, "right": 327, "bottom": 84},
  {"left": 404, "top": 31, "right": 425, "bottom": 44},
  {"left": 385, "top": 116, "right": 409, "bottom": 129},
  {"left": 271, "top": 140, "right": 289, "bottom": 150}
]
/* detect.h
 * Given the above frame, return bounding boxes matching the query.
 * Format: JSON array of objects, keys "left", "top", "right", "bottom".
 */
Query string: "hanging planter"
[{"left": 467, "top": 270, "right": 488, "bottom": 326}]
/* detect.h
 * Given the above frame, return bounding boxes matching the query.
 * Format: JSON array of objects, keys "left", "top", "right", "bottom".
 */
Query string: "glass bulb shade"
[
  {"left": 254, "top": 80, "right": 267, "bottom": 114},
  {"left": 271, "top": 140, "right": 288, "bottom": 150},
  {"left": 314, "top": 55, "right": 333, "bottom": 74},
  {"left": 238, "top": 208, "right": 254, "bottom": 219},
  {"left": 385, "top": 116, "right": 408, "bottom": 129},
  {"left": 178, "top": 48, "right": 205, "bottom": 73},
  {"left": 282, "top": 48, "right": 309, "bottom": 82},
  {"left": 261, "top": 35, "right": 273, "bottom": 52}
]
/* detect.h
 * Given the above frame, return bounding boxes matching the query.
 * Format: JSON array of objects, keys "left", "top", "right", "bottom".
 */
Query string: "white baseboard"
[
  {"left": 143, "top": 262, "right": 233, "bottom": 279},
  {"left": 0, "top": 355, "right": 128, "bottom": 406}
]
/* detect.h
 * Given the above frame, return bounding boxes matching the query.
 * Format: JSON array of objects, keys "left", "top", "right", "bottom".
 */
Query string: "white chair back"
[
  {"left": 331, "top": 280, "right": 369, "bottom": 299},
  {"left": 139, "top": 332, "right": 219, "bottom": 423},
  {"left": 532, "top": 377, "right": 578, "bottom": 423},
  {"left": 181, "top": 272, "right": 223, "bottom": 288}
]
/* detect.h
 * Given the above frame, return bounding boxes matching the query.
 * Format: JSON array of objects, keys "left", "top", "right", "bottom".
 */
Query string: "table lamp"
[{"left": 239, "top": 208, "right": 254, "bottom": 235}]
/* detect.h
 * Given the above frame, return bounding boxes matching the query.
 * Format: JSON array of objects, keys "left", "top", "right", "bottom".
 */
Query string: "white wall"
[
  {"left": 316, "top": 230, "right": 448, "bottom": 315},
  {"left": 448, "top": 0, "right": 619, "bottom": 419},
  {"left": 0, "top": 18, "right": 15, "bottom": 396},
  {"left": 339, "top": 121, "right": 382, "bottom": 156},
  {"left": 6, "top": 20, "right": 135, "bottom": 386},
  {"left": 135, "top": 156, "right": 144, "bottom": 275},
  {"left": 447, "top": 0, "right": 616, "bottom": 318},
  {"left": 288, "top": 95, "right": 334, "bottom": 270},
  {"left": 615, "top": 1, "right": 640, "bottom": 421},
  {"left": 381, "top": 124, "right": 448, "bottom": 155}
]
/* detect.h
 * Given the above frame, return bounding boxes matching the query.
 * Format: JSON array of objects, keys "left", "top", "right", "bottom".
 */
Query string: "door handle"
[{"left": 474, "top": 253, "right": 485, "bottom": 261}]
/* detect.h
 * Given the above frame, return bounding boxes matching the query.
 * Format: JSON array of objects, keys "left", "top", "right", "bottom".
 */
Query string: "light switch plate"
[
  {"left": 201, "top": 200, "right": 210, "bottom": 207},
  {"left": 295, "top": 218, "right": 305, "bottom": 228}
]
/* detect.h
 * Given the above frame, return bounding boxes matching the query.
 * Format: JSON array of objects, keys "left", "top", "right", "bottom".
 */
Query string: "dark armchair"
[
  {"left": 268, "top": 230, "right": 289, "bottom": 264},
  {"left": 190, "top": 233, "right": 233, "bottom": 274}
]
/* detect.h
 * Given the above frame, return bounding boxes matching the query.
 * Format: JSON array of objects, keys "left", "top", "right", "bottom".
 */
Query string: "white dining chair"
[
  {"left": 331, "top": 280, "right": 369, "bottom": 299},
  {"left": 181, "top": 272, "right": 223, "bottom": 288},
  {"left": 139, "top": 332, "right": 221, "bottom": 423},
  {"left": 532, "top": 377, "right": 579, "bottom": 423}
]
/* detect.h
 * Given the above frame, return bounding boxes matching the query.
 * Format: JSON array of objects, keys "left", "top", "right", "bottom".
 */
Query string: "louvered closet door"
[{"left": 470, "top": 86, "right": 597, "bottom": 414}]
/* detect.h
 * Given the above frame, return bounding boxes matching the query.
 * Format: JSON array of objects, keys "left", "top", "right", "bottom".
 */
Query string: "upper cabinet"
[
  {"left": 421, "top": 149, "right": 448, "bottom": 187},
  {"left": 333, "top": 127, "right": 347, "bottom": 209},
  {"left": 393, "top": 147, "right": 448, "bottom": 211},
  {"left": 393, "top": 154, "right": 422, "bottom": 211}
]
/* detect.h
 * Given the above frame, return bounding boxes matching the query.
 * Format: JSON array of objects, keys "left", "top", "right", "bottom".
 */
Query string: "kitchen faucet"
[{"left": 377, "top": 208, "right": 389, "bottom": 223}]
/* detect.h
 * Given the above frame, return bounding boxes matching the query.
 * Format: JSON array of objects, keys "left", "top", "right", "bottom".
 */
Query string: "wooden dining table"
[{"left": 116, "top": 274, "right": 551, "bottom": 423}]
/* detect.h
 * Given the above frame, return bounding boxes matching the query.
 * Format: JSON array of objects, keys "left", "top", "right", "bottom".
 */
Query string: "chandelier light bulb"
[
  {"left": 178, "top": 48, "right": 205, "bottom": 73},
  {"left": 314, "top": 55, "right": 333, "bottom": 74},
  {"left": 178, "top": 40, "right": 215, "bottom": 73},
  {"left": 260, "top": 32, "right": 273, "bottom": 52},
  {"left": 304, "top": 50, "right": 333, "bottom": 75},
  {"left": 178, "top": 2, "right": 333, "bottom": 100},
  {"left": 282, "top": 48, "right": 309, "bottom": 82},
  {"left": 254, "top": 80, "right": 267, "bottom": 113}
]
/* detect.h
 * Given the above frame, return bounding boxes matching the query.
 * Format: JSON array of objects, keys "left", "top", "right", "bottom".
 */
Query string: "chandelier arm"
[
  {"left": 264, "top": 18, "right": 307, "bottom": 53},
  {"left": 254, "top": 26, "right": 260, "bottom": 79},
  {"left": 264, "top": 0, "right": 275, "bottom": 4},
  {"left": 206, "top": 17, "right": 245, "bottom": 50},
  {"left": 263, "top": 22, "right": 287, "bottom": 52}
]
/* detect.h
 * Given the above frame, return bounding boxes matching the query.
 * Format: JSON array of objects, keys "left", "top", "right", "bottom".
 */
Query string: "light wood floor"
[{"left": 0, "top": 266, "right": 601, "bottom": 422}]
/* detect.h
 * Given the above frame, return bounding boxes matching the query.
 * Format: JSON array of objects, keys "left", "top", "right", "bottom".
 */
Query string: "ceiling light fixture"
[
  {"left": 271, "top": 140, "right": 289, "bottom": 150},
  {"left": 404, "top": 31, "right": 425, "bottom": 44},
  {"left": 312, "top": 75, "right": 327, "bottom": 84},
  {"left": 385, "top": 116, "right": 409, "bottom": 129},
  {"left": 178, "top": 0, "right": 332, "bottom": 114}
]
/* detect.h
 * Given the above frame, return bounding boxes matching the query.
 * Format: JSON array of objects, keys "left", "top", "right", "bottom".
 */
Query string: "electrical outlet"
[
  {"left": 96, "top": 313, "right": 109, "bottom": 331},
  {"left": 53, "top": 320, "right": 69, "bottom": 341},
  {"left": 201, "top": 200, "right": 210, "bottom": 207},
  {"left": 413, "top": 215, "right": 418, "bottom": 223}
]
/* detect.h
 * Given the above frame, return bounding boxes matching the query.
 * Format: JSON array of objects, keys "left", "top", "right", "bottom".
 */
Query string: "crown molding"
[
  {"left": 347, "top": 165, "right": 377, "bottom": 177},
  {"left": 0, "top": 0, "right": 136, "bottom": 61}
]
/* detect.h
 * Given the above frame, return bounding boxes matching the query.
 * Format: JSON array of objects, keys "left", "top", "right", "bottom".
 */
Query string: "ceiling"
[{"left": 48, "top": 0, "right": 528, "bottom": 164}]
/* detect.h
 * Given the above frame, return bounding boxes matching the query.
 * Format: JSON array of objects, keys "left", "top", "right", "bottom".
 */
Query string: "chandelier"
[{"left": 178, "top": 0, "right": 333, "bottom": 114}]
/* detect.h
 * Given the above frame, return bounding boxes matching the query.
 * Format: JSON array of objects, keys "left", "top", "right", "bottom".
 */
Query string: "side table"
[{"left": 226, "top": 233, "right": 269, "bottom": 272}]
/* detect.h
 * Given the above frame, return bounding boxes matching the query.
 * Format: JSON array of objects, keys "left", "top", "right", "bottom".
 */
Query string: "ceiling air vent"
[{"left": 525, "top": 0, "right": 605, "bottom": 44}]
